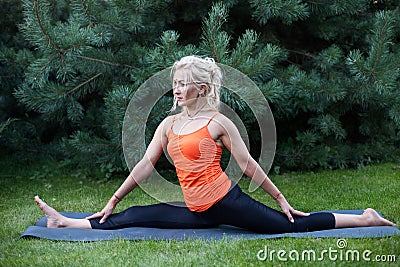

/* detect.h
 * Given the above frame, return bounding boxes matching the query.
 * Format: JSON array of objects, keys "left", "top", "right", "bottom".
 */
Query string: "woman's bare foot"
[
  {"left": 34, "top": 196, "right": 67, "bottom": 228},
  {"left": 362, "top": 208, "right": 395, "bottom": 227}
]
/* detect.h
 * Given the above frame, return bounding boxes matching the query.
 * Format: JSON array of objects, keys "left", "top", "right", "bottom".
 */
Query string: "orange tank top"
[{"left": 167, "top": 113, "right": 232, "bottom": 212}]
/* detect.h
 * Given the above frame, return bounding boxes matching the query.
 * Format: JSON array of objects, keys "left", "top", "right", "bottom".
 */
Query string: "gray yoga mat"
[{"left": 21, "top": 210, "right": 399, "bottom": 241}]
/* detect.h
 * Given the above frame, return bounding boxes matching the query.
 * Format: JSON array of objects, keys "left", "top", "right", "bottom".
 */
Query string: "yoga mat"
[{"left": 21, "top": 210, "right": 399, "bottom": 241}]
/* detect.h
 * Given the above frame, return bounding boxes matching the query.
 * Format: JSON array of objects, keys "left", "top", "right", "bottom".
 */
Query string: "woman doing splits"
[{"left": 34, "top": 56, "right": 395, "bottom": 233}]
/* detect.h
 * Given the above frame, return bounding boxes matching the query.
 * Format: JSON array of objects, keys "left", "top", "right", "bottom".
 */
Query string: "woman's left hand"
[{"left": 276, "top": 194, "right": 310, "bottom": 223}]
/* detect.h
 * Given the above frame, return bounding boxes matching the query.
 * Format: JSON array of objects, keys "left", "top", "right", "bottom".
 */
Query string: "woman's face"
[{"left": 173, "top": 69, "right": 201, "bottom": 107}]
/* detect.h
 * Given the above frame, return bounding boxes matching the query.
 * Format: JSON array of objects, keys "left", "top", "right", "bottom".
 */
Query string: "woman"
[{"left": 34, "top": 56, "right": 394, "bottom": 233}]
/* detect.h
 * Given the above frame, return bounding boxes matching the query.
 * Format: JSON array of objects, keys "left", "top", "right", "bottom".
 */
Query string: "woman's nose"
[{"left": 174, "top": 87, "right": 181, "bottom": 95}]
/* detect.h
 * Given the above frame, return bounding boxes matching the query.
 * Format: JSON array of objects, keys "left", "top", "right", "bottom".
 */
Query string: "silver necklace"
[{"left": 186, "top": 102, "right": 208, "bottom": 120}]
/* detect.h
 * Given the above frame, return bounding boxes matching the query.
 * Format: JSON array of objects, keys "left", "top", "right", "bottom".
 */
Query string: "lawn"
[{"left": 0, "top": 157, "right": 398, "bottom": 266}]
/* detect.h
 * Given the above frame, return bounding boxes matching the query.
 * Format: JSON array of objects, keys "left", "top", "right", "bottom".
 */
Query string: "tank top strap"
[
  {"left": 169, "top": 115, "right": 177, "bottom": 131},
  {"left": 167, "top": 116, "right": 177, "bottom": 139},
  {"left": 206, "top": 113, "right": 219, "bottom": 126}
]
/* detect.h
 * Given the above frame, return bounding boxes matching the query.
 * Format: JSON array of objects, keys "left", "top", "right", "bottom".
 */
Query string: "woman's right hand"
[{"left": 85, "top": 198, "right": 118, "bottom": 224}]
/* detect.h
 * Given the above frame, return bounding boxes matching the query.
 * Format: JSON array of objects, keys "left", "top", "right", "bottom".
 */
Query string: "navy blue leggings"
[{"left": 89, "top": 185, "right": 335, "bottom": 233}]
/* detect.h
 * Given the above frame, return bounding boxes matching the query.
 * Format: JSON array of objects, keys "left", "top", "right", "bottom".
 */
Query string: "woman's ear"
[{"left": 199, "top": 84, "right": 208, "bottom": 96}]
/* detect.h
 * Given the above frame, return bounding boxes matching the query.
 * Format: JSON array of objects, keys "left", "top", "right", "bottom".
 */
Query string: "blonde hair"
[{"left": 170, "top": 55, "right": 222, "bottom": 112}]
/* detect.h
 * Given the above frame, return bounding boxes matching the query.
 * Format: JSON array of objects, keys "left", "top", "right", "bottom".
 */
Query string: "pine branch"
[
  {"left": 346, "top": 10, "right": 399, "bottom": 89},
  {"left": 230, "top": 30, "right": 258, "bottom": 69},
  {"left": 69, "top": 131, "right": 114, "bottom": 149},
  {"left": 75, "top": 55, "right": 136, "bottom": 69},
  {"left": 371, "top": 17, "right": 389, "bottom": 73},
  {"left": 211, "top": 13, "right": 224, "bottom": 62},
  {"left": 65, "top": 37, "right": 91, "bottom": 52},
  {"left": 200, "top": 2, "right": 229, "bottom": 63},
  {"left": 290, "top": 142, "right": 307, "bottom": 163},
  {"left": 68, "top": 96, "right": 82, "bottom": 121},
  {"left": 304, "top": 0, "right": 333, "bottom": 5},
  {"left": 81, "top": 0, "right": 95, "bottom": 27},
  {"left": 77, "top": 142, "right": 114, "bottom": 148},
  {"left": 250, "top": 0, "right": 309, "bottom": 25},
  {"left": 287, "top": 49, "right": 317, "bottom": 59},
  {"left": 67, "top": 72, "right": 103, "bottom": 95},
  {"left": 0, "top": 118, "right": 18, "bottom": 134},
  {"left": 33, "top": 54, "right": 58, "bottom": 81},
  {"left": 289, "top": 131, "right": 319, "bottom": 162},
  {"left": 33, "top": 0, "right": 58, "bottom": 49}
]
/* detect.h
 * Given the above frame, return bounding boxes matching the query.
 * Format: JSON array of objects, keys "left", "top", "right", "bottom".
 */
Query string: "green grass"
[{"left": 0, "top": 158, "right": 399, "bottom": 266}]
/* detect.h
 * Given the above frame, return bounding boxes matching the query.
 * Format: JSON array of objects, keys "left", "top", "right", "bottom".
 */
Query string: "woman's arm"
[
  {"left": 218, "top": 115, "right": 278, "bottom": 196},
  {"left": 218, "top": 115, "right": 309, "bottom": 222},
  {"left": 113, "top": 117, "right": 169, "bottom": 201},
  {"left": 86, "top": 117, "right": 170, "bottom": 223}
]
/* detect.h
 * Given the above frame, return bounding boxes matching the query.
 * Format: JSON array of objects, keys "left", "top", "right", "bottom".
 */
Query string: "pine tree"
[
  {"left": 262, "top": 1, "right": 400, "bottom": 171},
  {"left": 3, "top": 0, "right": 399, "bottom": 174}
]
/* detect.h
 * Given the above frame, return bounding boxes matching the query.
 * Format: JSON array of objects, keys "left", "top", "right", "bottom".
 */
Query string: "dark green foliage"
[{"left": 1, "top": 0, "right": 399, "bottom": 175}]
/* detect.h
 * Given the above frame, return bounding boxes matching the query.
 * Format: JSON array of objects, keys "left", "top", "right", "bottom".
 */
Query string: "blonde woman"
[{"left": 35, "top": 56, "right": 394, "bottom": 232}]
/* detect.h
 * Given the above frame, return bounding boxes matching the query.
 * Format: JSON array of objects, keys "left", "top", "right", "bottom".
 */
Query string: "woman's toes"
[{"left": 33, "top": 196, "right": 63, "bottom": 228}]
